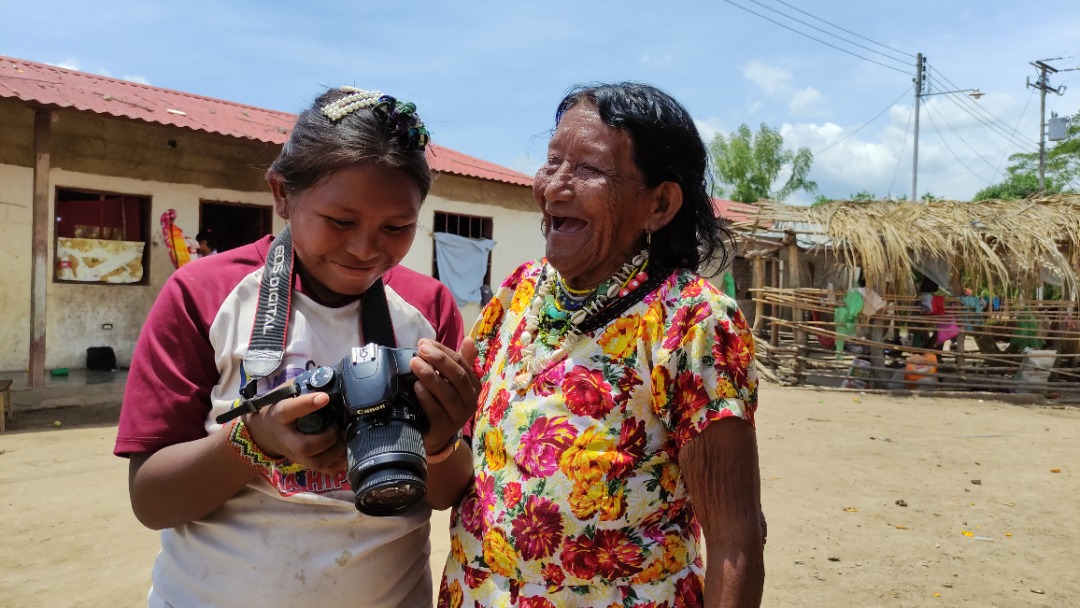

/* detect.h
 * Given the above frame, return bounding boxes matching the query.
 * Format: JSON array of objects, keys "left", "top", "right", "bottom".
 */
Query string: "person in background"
[
  {"left": 439, "top": 82, "right": 764, "bottom": 607},
  {"left": 116, "top": 86, "right": 478, "bottom": 608},
  {"left": 195, "top": 229, "right": 219, "bottom": 257}
]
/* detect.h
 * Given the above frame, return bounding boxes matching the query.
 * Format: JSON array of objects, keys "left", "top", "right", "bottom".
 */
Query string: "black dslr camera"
[
  {"left": 218, "top": 344, "right": 429, "bottom": 516},
  {"left": 291, "top": 344, "right": 429, "bottom": 516}
]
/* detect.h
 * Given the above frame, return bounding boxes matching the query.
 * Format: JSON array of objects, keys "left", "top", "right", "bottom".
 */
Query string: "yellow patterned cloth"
[{"left": 439, "top": 261, "right": 758, "bottom": 607}]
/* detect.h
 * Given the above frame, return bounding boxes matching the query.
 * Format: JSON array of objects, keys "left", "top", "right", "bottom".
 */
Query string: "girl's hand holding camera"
[
  {"left": 243, "top": 390, "right": 348, "bottom": 475},
  {"left": 409, "top": 337, "right": 480, "bottom": 456}
]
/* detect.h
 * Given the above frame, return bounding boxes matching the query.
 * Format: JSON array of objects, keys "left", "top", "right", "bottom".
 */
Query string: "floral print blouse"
[{"left": 439, "top": 261, "right": 758, "bottom": 608}]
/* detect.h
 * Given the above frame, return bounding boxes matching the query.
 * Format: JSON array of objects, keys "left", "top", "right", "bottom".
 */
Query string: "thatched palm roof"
[{"left": 738, "top": 194, "right": 1080, "bottom": 299}]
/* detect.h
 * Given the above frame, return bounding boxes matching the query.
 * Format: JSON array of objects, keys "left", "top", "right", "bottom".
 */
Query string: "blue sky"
[{"left": 2, "top": 0, "right": 1078, "bottom": 203}]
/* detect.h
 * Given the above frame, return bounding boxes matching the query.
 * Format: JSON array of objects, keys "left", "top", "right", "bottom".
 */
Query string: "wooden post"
[
  {"left": 793, "top": 328, "right": 807, "bottom": 386},
  {"left": 770, "top": 257, "right": 780, "bottom": 350},
  {"left": 752, "top": 255, "right": 765, "bottom": 335},
  {"left": 30, "top": 109, "right": 52, "bottom": 390}
]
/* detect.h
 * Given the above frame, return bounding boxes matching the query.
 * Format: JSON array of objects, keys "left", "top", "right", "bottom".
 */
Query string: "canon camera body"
[{"left": 292, "top": 344, "right": 429, "bottom": 516}]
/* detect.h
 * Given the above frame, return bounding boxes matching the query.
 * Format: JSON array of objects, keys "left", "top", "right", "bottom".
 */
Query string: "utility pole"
[
  {"left": 1027, "top": 59, "right": 1071, "bottom": 192},
  {"left": 911, "top": 53, "right": 924, "bottom": 202},
  {"left": 910, "top": 54, "right": 981, "bottom": 202}
]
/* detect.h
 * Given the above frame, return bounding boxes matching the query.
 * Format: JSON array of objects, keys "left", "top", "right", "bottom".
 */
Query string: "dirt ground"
[{"left": 1, "top": 383, "right": 1077, "bottom": 607}]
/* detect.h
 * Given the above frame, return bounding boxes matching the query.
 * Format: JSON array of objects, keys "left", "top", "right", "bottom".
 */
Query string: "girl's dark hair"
[
  {"left": 555, "top": 82, "right": 733, "bottom": 273},
  {"left": 269, "top": 88, "right": 432, "bottom": 198}
]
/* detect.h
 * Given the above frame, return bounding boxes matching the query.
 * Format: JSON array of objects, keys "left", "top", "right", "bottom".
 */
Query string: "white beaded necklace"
[{"left": 512, "top": 250, "right": 648, "bottom": 390}]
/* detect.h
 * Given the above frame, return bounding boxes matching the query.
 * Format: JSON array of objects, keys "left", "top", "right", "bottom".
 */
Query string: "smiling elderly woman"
[{"left": 438, "top": 82, "right": 765, "bottom": 607}]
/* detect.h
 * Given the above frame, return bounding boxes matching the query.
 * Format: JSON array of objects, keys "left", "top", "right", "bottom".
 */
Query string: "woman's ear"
[
  {"left": 649, "top": 181, "right": 683, "bottom": 232},
  {"left": 267, "top": 171, "right": 289, "bottom": 220}
]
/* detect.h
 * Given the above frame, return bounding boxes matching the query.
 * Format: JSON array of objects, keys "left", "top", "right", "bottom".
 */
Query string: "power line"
[
  {"left": 928, "top": 67, "right": 1039, "bottom": 147},
  {"left": 987, "top": 87, "right": 1035, "bottom": 187},
  {"left": 935, "top": 87, "right": 1037, "bottom": 150},
  {"left": 888, "top": 101, "right": 915, "bottom": 197},
  {"left": 923, "top": 105, "right": 991, "bottom": 184},
  {"left": 813, "top": 85, "right": 913, "bottom": 157},
  {"left": 742, "top": 0, "right": 911, "bottom": 68},
  {"left": 721, "top": 0, "right": 909, "bottom": 75},
  {"left": 769, "top": 0, "right": 916, "bottom": 60},
  {"left": 924, "top": 101, "right": 1001, "bottom": 175}
]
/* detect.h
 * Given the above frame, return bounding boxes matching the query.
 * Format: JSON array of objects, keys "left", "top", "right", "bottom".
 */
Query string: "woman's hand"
[
  {"left": 410, "top": 337, "right": 481, "bottom": 454},
  {"left": 242, "top": 390, "right": 348, "bottom": 475}
]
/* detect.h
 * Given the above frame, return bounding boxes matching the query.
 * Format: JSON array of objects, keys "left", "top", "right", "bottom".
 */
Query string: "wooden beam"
[{"left": 30, "top": 109, "right": 52, "bottom": 389}]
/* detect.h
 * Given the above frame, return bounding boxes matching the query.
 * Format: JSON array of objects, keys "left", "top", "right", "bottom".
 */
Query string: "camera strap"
[{"left": 237, "top": 225, "right": 397, "bottom": 400}]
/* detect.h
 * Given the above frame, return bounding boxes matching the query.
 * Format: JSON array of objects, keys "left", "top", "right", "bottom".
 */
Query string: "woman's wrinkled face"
[
  {"left": 271, "top": 164, "right": 421, "bottom": 304},
  {"left": 534, "top": 103, "right": 658, "bottom": 290}
]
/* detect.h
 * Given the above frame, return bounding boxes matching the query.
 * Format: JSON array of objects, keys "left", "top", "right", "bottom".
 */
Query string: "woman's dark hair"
[
  {"left": 269, "top": 88, "right": 432, "bottom": 199},
  {"left": 554, "top": 82, "right": 733, "bottom": 273}
]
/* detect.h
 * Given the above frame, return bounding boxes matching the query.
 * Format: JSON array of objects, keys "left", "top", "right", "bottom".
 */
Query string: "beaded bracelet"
[
  {"left": 426, "top": 432, "right": 462, "bottom": 465},
  {"left": 225, "top": 418, "right": 305, "bottom": 475}
]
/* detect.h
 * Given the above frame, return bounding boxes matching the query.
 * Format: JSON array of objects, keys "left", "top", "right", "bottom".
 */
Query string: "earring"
[
  {"left": 540, "top": 218, "right": 547, "bottom": 235},
  {"left": 279, "top": 210, "right": 287, "bottom": 219},
  {"left": 646, "top": 230, "right": 652, "bottom": 248}
]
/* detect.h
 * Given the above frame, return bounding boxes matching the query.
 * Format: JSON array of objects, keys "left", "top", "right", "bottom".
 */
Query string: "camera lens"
[
  {"left": 355, "top": 470, "right": 425, "bottom": 514},
  {"left": 346, "top": 420, "right": 427, "bottom": 516}
]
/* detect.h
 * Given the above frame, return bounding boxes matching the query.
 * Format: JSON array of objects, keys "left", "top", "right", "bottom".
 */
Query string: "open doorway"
[{"left": 199, "top": 200, "right": 273, "bottom": 253}]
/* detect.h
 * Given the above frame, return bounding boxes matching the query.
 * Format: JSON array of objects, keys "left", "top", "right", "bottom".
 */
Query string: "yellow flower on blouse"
[
  {"left": 481, "top": 528, "right": 518, "bottom": 578},
  {"left": 483, "top": 428, "right": 507, "bottom": 471},
  {"left": 659, "top": 462, "right": 680, "bottom": 495},
  {"left": 598, "top": 314, "right": 642, "bottom": 359},
  {"left": 508, "top": 278, "right": 536, "bottom": 315},
  {"left": 450, "top": 533, "right": 467, "bottom": 565},
  {"left": 559, "top": 424, "right": 616, "bottom": 484},
  {"left": 568, "top": 477, "right": 626, "bottom": 521}
]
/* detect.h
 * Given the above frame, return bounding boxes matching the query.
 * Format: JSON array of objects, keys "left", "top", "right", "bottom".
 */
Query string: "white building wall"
[
  {"left": 404, "top": 194, "right": 543, "bottom": 330},
  {"left": 0, "top": 164, "right": 278, "bottom": 371}
]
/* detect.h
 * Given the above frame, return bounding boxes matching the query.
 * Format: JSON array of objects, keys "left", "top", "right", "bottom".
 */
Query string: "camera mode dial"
[{"left": 305, "top": 366, "right": 336, "bottom": 390}]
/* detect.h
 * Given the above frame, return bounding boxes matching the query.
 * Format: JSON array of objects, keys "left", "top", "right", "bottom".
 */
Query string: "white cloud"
[
  {"left": 694, "top": 117, "right": 727, "bottom": 146},
  {"left": 789, "top": 87, "right": 826, "bottom": 118},
  {"left": 122, "top": 75, "right": 150, "bottom": 85},
  {"left": 742, "top": 59, "right": 793, "bottom": 97},
  {"left": 742, "top": 60, "right": 830, "bottom": 120}
]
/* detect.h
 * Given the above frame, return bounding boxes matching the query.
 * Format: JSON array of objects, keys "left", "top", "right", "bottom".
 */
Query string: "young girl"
[{"left": 116, "top": 87, "right": 478, "bottom": 608}]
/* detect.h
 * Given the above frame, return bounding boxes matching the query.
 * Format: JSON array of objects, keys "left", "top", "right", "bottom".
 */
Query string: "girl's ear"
[
  {"left": 649, "top": 181, "right": 683, "bottom": 233},
  {"left": 267, "top": 171, "right": 289, "bottom": 220}
]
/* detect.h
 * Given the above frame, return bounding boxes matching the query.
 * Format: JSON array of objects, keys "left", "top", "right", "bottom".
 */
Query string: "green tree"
[
  {"left": 974, "top": 108, "right": 1079, "bottom": 200},
  {"left": 710, "top": 123, "right": 817, "bottom": 203}
]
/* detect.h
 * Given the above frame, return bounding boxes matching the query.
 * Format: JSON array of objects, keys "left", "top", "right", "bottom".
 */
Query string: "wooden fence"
[{"left": 751, "top": 287, "right": 1080, "bottom": 397}]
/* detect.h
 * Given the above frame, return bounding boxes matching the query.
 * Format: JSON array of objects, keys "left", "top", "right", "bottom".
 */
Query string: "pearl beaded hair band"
[
  {"left": 319, "top": 86, "right": 431, "bottom": 150},
  {"left": 320, "top": 86, "right": 383, "bottom": 122}
]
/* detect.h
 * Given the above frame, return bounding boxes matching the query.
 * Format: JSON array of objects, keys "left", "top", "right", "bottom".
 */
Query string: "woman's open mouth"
[{"left": 551, "top": 216, "right": 587, "bottom": 233}]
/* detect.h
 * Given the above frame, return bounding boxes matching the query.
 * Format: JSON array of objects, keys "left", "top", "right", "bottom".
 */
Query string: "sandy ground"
[{"left": 1, "top": 383, "right": 1077, "bottom": 607}]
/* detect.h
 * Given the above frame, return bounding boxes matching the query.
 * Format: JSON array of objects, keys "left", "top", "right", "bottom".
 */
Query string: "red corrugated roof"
[
  {"left": 712, "top": 198, "right": 759, "bottom": 223},
  {"left": 0, "top": 54, "right": 532, "bottom": 187}
]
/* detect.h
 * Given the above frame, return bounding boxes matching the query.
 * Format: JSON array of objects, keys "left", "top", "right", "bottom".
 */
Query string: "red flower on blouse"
[
  {"left": 515, "top": 416, "right": 576, "bottom": 479},
  {"left": 610, "top": 417, "right": 648, "bottom": 480},
  {"left": 510, "top": 495, "right": 565, "bottom": 560},
  {"left": 502, "top": 481, "right": 522, "bottom": 510},
  {"left": 563, "top": 365, "right": 616, "bottom": 419},
  {"left": 488, "top": 388, "right": 511, "bottom": 426},
  {"left": 663, "top": 301, "right": 710, "bottom": 350},
  {"left": 561, "top": 529, "right": 645, "bottom": 581}
]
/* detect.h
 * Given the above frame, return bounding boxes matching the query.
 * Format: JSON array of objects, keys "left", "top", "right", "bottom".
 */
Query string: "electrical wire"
[
  {"left": 923, "top": 104, "right": 991, "bottom": 184},
  {"left": 888, "top": 100, "right": 915, "bottom": 197},
  {"left": 812, "top": 85, "right": 913, "bottom": 157},
  {"left": 721, "top": 0, "right": 910, "bottom": 75},
  {"left": 742, "top": 0, "right": 911, "bottom": 68},
  {"left": 928, "top": 68, "right": 1039, "bottom": 148},
  {"left": 924, "top": 100, "right": 1001, "bottom": 175},
  {"left": 770, "top": 0, "right": 916, "bottom": 60},
  {"left": 987, "top": 87, "right": 1035, "bottom": 187}
]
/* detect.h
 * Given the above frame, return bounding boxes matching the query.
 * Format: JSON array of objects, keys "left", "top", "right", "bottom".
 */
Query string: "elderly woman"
[{"left": 439, "top": 82, "right": 764, "bottom": 607}]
